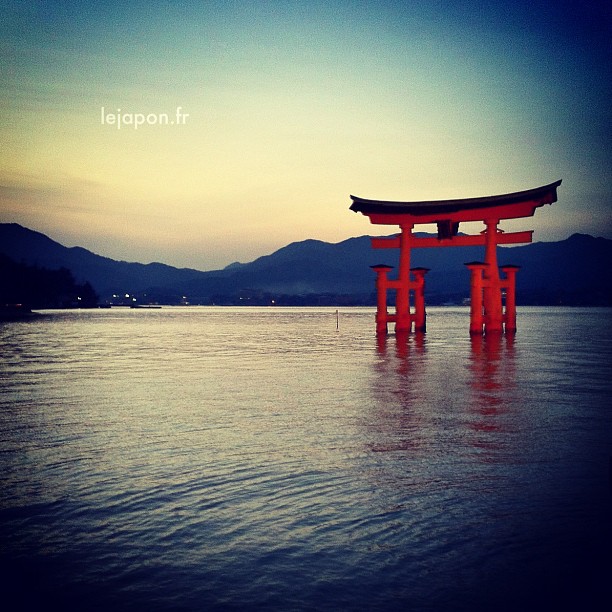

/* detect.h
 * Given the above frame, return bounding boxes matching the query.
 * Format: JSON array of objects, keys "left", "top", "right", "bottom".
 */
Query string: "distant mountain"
[
  {"left": 0, "top": 223, "right": 205, "bottom": 300},
  {"left": 488, "top": 233, "right": 612, "bottom": 305},
  {"left": 0, "top": 253, "right": 98, "bottom": 309},
  {"left": 1, "top": 223, "right": 611, "bottom": 306}
]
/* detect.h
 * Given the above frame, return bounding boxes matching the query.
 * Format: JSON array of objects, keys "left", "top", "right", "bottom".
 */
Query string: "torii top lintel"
[{"left": 350, "top": 180, "right": 561, "bottom": 225}]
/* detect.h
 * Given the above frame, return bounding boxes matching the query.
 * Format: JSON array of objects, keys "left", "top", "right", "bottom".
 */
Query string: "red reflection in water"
[
  {"left": 376, "top": 330, "right": 426, "bottom": 360},
  {"left": 467, "top": 333, "right": 517, "bottom": 454},
  {"left": 371, "top": 330, "right": 518, "bottom": 459},
  {"left": 370, "top": 332, "right": 427, "bottom": 453}
]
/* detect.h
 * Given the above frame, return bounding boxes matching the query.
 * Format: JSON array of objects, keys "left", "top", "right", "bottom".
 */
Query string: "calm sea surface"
[{"left": 1, "top": 306, "right": 611, "bottom": 611}]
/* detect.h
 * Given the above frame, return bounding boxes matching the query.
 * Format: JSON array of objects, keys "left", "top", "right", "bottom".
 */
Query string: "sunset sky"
[{"left": 1, "top": 0, "right": 610, "bottom": 270}]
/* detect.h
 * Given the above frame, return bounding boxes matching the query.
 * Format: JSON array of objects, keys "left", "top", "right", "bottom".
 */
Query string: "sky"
[{"left": 1, "top": 0, "right": 610, "bottom": 270}]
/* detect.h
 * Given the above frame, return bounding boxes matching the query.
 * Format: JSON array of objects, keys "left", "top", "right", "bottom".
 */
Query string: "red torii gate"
[{"left": 350, "top": 180, "right": 561, "bottom": 335}]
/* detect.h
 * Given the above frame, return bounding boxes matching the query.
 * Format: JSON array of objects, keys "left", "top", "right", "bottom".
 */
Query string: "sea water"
[{"left": 1, "top": 307, "right": 611, "bottom": 611}]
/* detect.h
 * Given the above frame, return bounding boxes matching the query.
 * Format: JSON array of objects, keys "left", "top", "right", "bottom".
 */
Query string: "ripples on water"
[{"left": 1, "top": 307, "right": 611, "bottom": 611}]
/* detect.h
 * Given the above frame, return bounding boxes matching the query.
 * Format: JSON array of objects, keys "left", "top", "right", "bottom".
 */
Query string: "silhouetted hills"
[
  {"left": 493, "top": 233, "right": 612, "bottom": 305},
  {"left": 1, "top": 223, "right": 611, "bottom": 306},
  {"left": 0, "top": 223, "right": 204, "bottom": 299},
  {"left": 0, "top": 254, "right": 98, "bottom": 309}
]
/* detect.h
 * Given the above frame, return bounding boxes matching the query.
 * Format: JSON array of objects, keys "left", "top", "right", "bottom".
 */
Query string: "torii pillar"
[
  {"left": 349, "top": 180, "right": 561, "bottom": 335},
  {"left": 483, "top": 218, "right": 503, "bottom": 333},
  {"left": 371, "top": 262, "right": 429, "bottom": 334},
  {"left": 500, "top": 265, "right": 520, "bottom": 334},
  {"left": 465, "top": 260, "right": 521, "bottom": 335},
  {"left": 371, "top": 264, "right": 394, "bottom": 334}
]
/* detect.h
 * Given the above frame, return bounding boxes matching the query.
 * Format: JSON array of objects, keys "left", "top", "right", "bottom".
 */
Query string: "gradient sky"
[{"left": 1, "top": 0, "right": 610, "bottom": 270}]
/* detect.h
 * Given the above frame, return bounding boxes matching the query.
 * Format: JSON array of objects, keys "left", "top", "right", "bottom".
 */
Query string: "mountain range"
[{"left": 1, "top": 223, "right": 611, "bottom": 306}]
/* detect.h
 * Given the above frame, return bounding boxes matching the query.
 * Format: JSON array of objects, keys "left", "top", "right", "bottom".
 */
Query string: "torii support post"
[
  {"left": 466, "top": 261, "right": 520, "bottom": 335},
  {"left": 371, "top": 264, "right": 394, "bottom": 334},
  {"left": 482, "top": 218, "right": 503, "bottom": 334},
  {"left": 500, "top": 265, "right": 520, "bottom": 334},
  {"left": 395, "top": 224, "right": 413, "bottom": 332},
  {"left": 411, "top": 267, "right": 429, "bottom": 333},
  {"left": 465, "top": 262, "right": 487, "bottom": 335}
]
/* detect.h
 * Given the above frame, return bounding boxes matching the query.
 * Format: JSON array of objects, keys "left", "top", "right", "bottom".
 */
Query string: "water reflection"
[
  {"left": 468, "top": 334, "right": 516, "bottom": 416},
  {"left": 375, "top": 330, "right": 426, "bottom": 365},
  {"left": 466, "top": 333, "right": 518, "bottom": 458},
  {"left": 1, "top": 308, "right": 610, "bottom": 612},
  {"left": 368, "top": 332, "right": 428, "bottom": 454},
  {"left": 368, "top": 329, "right": 520, "bottom": 460}
]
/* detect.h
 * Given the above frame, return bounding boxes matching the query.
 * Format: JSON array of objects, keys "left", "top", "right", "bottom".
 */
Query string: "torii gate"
[{"left": 350, "top": 180, "right": 561, "bottom": 335}]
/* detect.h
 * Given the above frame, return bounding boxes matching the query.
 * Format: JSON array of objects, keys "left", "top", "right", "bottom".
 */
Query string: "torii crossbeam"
[{"left": 350, "top": 180, "right": 562, "bottom": 335}]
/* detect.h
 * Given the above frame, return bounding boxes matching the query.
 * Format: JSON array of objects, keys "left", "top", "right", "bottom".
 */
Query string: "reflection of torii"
[{"left": 349, "top": 180, "right": 562, "bottom": 335}]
